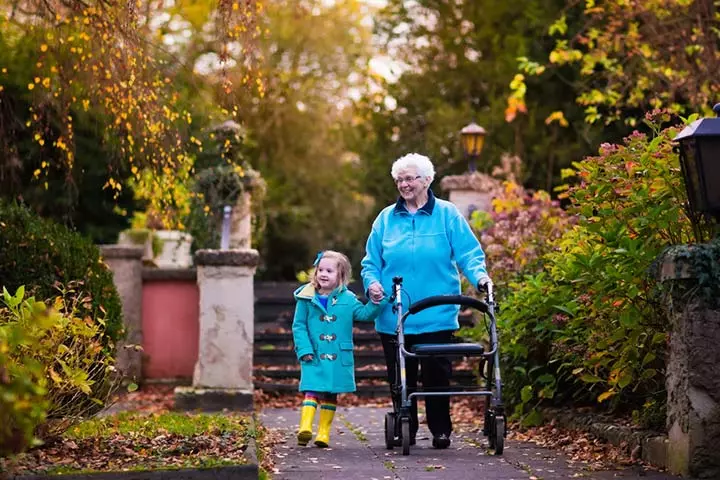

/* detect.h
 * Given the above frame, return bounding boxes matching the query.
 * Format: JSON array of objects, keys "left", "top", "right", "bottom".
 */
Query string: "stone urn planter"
[
  {"left": 117, "top": 228, "right": 154, "bottom": 262},
  {"left": 154, "top": 230, "right": 193, "bottom": 268}
]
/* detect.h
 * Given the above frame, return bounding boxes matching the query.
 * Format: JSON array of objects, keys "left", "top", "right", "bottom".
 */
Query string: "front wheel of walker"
[
  {"left": 384, "top": 413, "right": 396, "bottom": 450},
  {"left": 490, "top": 415, "right": 505, "bottom": 455},
  {"left": 400, "top": 417, "right": 411, "bottom": 456}
]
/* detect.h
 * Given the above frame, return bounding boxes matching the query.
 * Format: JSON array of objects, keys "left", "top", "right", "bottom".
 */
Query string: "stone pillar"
[
  {"left": 99, "top": 245, "right": 144, "bottom": 382},
  {"left": 439, "top": 172, "right": 498, "bottom": 219},
  {"left": 657, "top": 245, "right": 720, "bottom": 478},
  {"left": 175, "top": 248, "right": 259, "bottom": 412}
]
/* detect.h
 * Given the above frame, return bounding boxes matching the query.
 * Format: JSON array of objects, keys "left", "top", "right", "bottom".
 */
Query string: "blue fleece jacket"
[{"left": 360, "top": 190, "right": 488, "bottom": 335}]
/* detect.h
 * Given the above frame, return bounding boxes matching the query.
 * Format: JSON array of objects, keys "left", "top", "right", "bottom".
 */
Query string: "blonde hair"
[{"left": 312, "top": 250, "right": 352, "bottom": 290}]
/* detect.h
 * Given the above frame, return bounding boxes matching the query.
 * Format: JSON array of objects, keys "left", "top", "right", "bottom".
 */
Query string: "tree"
[
  {"left": 514, "top": 0, "right": 720, "bottom": 125},
  {"left": 0, "top": 34, "right": 138, "bottom": 242},
  {"left": 354, "top": 0, "right": 617, "bottom": 195},
  {"left": 0, "top": 0, "right": 263, "bottom": 232},
  {"left": 222, "top": 0, "right": 377, "bottom": 278}
]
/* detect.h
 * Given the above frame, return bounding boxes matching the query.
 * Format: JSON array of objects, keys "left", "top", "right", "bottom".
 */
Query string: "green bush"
[
  {"left": 0, "top": 287, "right": 49, "bottom": 456},
  {"left": 1, "top": 284, "right": 118, "bottom": 455},
  {"left": 0, "top": 201, "right": 123, "bottom": 342},
  {"left": 462, "top": 180, "right": 574, "bottom": 425},
  {"left": 497, "top": 113, "right": 708, "bottom": 428}
]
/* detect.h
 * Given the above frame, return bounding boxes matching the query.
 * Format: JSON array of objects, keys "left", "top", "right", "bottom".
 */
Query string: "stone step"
[
  {"left": 255, "top": 331, "right": 380, "bottom": 346},
  {"left": 255, "top": 382, "right": 389, "bottom": 397},
  {"left": 254, "top": 379, "right": 486, "bottom": 397},
  {"left": 254, "top": 368, "right": 479, "bottom": 382},
  {"left": 254, "top": 349, "right": 386, "bottom": 366}
]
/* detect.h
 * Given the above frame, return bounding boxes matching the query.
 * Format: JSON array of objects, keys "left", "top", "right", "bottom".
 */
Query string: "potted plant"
[
  {"left": 117, "top": 212, "right": 163, "bottom": 263},
  {"left": 124, "top": 169, "right": 194, "bottom": 268},
  {"left": 187, "top": 120, "right": 266, "bottom": 252}
]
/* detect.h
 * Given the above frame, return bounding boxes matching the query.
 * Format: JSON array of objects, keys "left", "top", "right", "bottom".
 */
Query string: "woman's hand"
[
  {"left": 300, "top": 354, "right": 314, "bottom": 362},
  {"left": 477, "top": 276, "right": 492, "bottom": 291},
  {"left": 368, "top": 281, "right": 385, "bottom": 304}
]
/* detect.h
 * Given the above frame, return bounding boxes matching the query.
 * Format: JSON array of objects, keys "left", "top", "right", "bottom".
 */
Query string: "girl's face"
[
  {"left": 316, "top": 257, "right": 340, "bottom": 292},
  {"left": 395, "top": 167, "right": 427, "bottom": 203}
]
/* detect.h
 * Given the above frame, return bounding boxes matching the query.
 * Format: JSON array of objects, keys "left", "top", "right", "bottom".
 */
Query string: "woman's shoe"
[{"left": 432, "top": 434, "right": 451, "bottom": 449}]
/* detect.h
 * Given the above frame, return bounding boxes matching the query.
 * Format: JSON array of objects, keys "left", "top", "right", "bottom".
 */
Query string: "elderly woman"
[{"left": 360, "top": 152, "right": 491, "bottom": 449}]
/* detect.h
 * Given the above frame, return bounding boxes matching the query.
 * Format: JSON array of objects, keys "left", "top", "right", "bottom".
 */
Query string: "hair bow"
[{"left": 313, "top": 251, "right": 324, "bottom": 266}]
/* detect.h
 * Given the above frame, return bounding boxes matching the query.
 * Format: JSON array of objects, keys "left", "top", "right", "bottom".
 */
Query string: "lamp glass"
[
  {"left": 461, "top": 132, "right": 485, "bottom": 157},
  {"left": 699, "top": 138, "right": 720, "bottom": 212},
  {"left": 680, "top": 139, "right": 703, "bottom": 212}
]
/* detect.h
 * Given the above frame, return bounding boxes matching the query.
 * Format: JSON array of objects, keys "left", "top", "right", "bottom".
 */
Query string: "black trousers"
[{"left": 380, "top": 330, "right": 453, "bottom": 437}]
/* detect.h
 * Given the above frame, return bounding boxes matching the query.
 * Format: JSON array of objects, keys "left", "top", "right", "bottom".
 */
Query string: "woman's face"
[{"left": 394, "top": 167, "right": 427, "bottom": 202}]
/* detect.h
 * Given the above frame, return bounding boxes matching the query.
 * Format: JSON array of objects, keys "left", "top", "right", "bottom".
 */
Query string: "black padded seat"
[{"left": 410, "top": 343, "right": 485, "bottom": 356}]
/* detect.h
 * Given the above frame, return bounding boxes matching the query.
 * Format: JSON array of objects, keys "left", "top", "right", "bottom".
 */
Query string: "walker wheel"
[
  {"left": 401, "top": 417, "right": 411, "bottom": 455},
  {"left": 488, "top": 413, "right": 496, "bottom": 448},
  {"left": 384, "top": 412, "right": 396, "bottom": 450},
  {"left": 492, "top": 415, "right": 505, "bottom": 455}
]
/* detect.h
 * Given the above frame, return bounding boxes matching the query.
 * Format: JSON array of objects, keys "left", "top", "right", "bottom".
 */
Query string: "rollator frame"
[{"left": 383, "top": 276, "right": 506, "bottom": 455}]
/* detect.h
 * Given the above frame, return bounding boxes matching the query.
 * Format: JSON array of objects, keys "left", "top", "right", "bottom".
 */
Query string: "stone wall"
[{"left": 658, "top": 245, "right": 720, "bottom": 478}]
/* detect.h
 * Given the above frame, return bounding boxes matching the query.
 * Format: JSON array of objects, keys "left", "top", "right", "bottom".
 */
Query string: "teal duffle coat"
[{"left": 292, "top": 283, "right": 387, "bottom": 393}]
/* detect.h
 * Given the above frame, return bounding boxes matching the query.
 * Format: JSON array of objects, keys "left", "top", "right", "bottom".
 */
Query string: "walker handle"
[{"left": 407, "top": 295, "right": 490, "bottom": 315}]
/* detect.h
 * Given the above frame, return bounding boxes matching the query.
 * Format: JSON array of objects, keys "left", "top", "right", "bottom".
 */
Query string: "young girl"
[{"left": 292, "top": 250, "right": 386, "bottom": 448}]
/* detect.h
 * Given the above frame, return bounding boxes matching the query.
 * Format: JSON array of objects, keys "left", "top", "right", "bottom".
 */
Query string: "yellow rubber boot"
[
  {"left": 297, "top": 398, "right": 317, "bottom": 446},
  {"left": 314, "top": 403, "right": 336, "bottom": 448}
]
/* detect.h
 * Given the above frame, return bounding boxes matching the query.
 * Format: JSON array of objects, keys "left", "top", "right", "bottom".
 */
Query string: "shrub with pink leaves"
[{"left": 470, "top": 181, "right": 574, "bottom": 292}]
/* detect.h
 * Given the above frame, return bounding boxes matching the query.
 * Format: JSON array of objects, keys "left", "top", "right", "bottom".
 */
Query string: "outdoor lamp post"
[
  {"left": 673, "top": 103, "right": 720, "bottom": 233},
  {"left": 460, "top": 121, "right": 487, "bottom": 172}
]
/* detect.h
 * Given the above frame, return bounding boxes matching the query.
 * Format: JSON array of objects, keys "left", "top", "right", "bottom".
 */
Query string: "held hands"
[
  {"left": 367, "top": 281, "right": 385, "bottom": 304},
  {"left": 300, "top": 354, "right": 314, "bottom": 362}
]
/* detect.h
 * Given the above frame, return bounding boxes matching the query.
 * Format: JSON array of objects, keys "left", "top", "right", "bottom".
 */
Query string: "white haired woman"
[{"left": 360, "top": 152, "right": 491, "bottom": 449}]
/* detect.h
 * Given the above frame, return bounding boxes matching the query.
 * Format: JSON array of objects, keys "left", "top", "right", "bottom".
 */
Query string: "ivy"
[{"left": 657, "top": 240, "right": 720, "bottom": 309}]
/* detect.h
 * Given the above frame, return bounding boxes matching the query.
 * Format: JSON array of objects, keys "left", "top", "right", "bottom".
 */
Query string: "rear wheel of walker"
[
  {"left": 401, "top": 417, "right": 411, "bottom": 455},
  {"left": 384, "top": 413, "right": 396, "bottom": 450},
  {"left": 492, "top": 416, "right": 505, "bottom": 455}
]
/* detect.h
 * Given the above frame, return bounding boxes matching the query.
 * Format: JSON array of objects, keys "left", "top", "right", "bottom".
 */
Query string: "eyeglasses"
[{"left": 394, "top": 175, "right": 422, "bottom": 185}]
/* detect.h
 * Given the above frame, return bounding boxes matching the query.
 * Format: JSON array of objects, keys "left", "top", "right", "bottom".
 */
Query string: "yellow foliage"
[
  {"left": 544, "top": 111, "right": 569, "bottom": 127},
  {"left": 4, "top": 0, "right": 265, "bottom": 227},
  {"left": 597, "top": 390, "right": 615, "bottom": 402}
]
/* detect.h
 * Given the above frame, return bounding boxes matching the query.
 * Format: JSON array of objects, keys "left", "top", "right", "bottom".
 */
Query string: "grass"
[
  {"left": 44, "top": 458, "right": 241, "bottom": 476},
  {"left": 3, "top": 412, "right": 256, "bottom": 477},
  {"left": 339, "top": 416, "right": 368, "bottom": 443},
  {"left": 67, "top": 411, "right": 249, "bottom": 439}
]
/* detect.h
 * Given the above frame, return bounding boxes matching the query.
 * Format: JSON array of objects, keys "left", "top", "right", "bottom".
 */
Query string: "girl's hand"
[{"left": 300, "top": 354, "right": 314, "bottom": 362}]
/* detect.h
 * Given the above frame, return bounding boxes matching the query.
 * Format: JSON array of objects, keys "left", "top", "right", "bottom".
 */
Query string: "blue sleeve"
[
  {"left": 352, "top": 295, "right": 388, "bottom": 322},
  {"left": 360, "top": 215, "right": 384, "bottom": 291},
  {"left": 448, "top": 212, "right": 488, "bottom": 287},
  {"left": 292, "top": 300, "right": 315, "bottom": 360}
]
